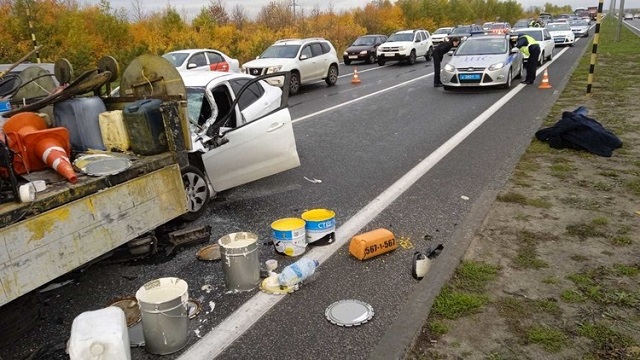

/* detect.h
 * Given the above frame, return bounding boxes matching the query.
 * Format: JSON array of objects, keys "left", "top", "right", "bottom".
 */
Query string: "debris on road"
[
  {"left": 325, "top": 299, "right": 374, "bottom": 327},
  {"left": 303, "top": 176, "right": 322, "bottom": 183},
  {"left": 412, "top": 244, "right": 444, "bottom": 280},
  {"left": 196, "top": 243, "right": 221, "bottom": 261},
  {"left": 461, "top": 195, "right": 469, "bottom": 200},
  {"left": 349, "top": 228, "right": 397, "bottom": 260}
]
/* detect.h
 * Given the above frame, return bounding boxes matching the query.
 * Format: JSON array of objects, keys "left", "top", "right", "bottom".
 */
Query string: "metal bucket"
[
  {"left": 218, "top": 232, "right": 260, "bottom": 292},
  {"left": 135, "top": 277, "right": 188, "bottom": 355}
]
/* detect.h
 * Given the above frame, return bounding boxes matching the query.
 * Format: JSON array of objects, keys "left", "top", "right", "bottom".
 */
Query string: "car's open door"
[{"left": 200, "top": 72, "right": 300, "bottom": 191}]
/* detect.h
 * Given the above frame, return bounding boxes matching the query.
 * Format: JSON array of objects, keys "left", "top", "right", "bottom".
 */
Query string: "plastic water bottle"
[{"left": 278, "top": 258, "right": 319, "bottom": 287}]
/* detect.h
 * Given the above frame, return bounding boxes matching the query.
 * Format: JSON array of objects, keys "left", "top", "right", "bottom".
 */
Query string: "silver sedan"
[{"left": 440, "top": 34, "right": 524, "bottom": 90}]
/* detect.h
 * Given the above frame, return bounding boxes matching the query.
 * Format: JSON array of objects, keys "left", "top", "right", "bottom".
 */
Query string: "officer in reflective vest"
[{"left": 515, "top": 34, "right": 541, "bottom": 85}]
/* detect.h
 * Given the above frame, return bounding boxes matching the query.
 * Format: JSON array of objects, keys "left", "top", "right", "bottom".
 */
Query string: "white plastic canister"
[{"left": 67, "top": 306, "right": 131, "bottom": 360}]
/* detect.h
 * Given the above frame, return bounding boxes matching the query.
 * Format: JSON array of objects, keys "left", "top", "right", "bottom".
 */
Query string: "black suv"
[{"left": 343, "top": 34, "right": 388, "bottom": 65}]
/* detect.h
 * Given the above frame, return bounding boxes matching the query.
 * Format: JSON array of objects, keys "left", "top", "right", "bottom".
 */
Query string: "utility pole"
[
  {"left": 609, "top": 0, "right": 616, "bottom": 16},
  {"left": 290, "top": 0, "right": 299, "bottom": 20},
  {"left": 615, "top": 0, "right": 625, "bottom": 42}
]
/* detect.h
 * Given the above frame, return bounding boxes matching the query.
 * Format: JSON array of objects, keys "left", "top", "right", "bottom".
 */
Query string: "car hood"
[
  {"left": 449, "top": 54, "right": 514, "bottom": 69},
  {"left": 571, "top": 26, "right": 589, "bottom": 30},
  {"left": 243, "top": 58, "right": 293, "bottom": 68},
  {"left": 549, "top": 30, "right": 573, "bottom": 36},
  {"left": 345, "top": 45, "right": 373, "bottom": 53},
  {"left": 432, "top": 34, "right": 448, "bottom": 39},
  {"left": 379, "top": 41, "right": 414, "bottom": 48}
]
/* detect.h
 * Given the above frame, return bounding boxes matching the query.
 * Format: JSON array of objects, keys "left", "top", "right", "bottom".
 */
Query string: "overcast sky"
[{"left": 85, "top": 0, "right": 640, "bottom": 20}]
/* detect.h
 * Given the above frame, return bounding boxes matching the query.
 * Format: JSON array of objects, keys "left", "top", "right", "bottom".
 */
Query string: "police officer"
[
  {"left": 515, "top": 34, "right": 540, "bottom": 85},
  {"left": 432, "top": 36, "right": 460, "bottom": 87}
]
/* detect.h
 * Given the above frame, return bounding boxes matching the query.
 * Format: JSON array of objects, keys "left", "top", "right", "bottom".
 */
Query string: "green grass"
[
  {"left": 432, "top": 287, "right": 489, "bottom": 320},
  {"left": 627, "top": 179, "right": 640, "bottom": 196},
  {"left": 577, "top": 322, "right": 637, "bottom": 355},
  {"left": 561, "top": 289, "right": 587, "bottom": 303},
  {"left": 558, "top": 196, "right": 602, "bottom": 211},
  {"left": 613, "top": 264, "right": 640, "bottom": 277},
  {"left": 451, "top": 261, "right": 501, "bottom": 293},
  {"left": 496, "top": 191, "right": 552, "bottom": 209},
  {"left": 541, "top": 276, "right": 560, "bottom": 285},
  {"left": 527, "top": 326, "right": 568, "bottom": 353},
  {"left": 427, "top": 320, "right": 449, "bottom": 336},
  {"left": 564, "top": 267, "right": 640, "bottom": 307},
  {"left": 592, "top": 181, "right": 612, "bottom": 191},
  {"left": 566, "top": 222, "right": 606, "bottom": 239},
  {"left": 570, "top": 254, "right": 589, "bottom": 262},
  {"left": 610, "top": 235, "right": 633, "bottom": 246}
]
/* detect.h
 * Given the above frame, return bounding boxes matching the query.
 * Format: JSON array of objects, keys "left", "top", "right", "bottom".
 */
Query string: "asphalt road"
[{"left": 1, "top": 35, "right": 591, "bottom": 360}]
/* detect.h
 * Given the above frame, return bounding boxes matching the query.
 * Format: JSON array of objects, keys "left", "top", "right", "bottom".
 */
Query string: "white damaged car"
[
  {"left": 440, "top": 34, "right": 524, "bottom": 90},
  {"left": 181, "top": 71, "right": 300, "bottom": 220}
]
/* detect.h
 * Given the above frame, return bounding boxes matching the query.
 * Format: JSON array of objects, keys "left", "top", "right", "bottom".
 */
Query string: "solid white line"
[
  {"left": 180, "top": 44, "right": 572, "bottom": 360},
  {"left": 294, "top": 73, "right": 432, "bottom": 123}
]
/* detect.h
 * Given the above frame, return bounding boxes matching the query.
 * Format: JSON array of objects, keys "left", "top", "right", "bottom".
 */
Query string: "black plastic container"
[{"left": 122, "top": 99, "right": 167, "bottom": 155}]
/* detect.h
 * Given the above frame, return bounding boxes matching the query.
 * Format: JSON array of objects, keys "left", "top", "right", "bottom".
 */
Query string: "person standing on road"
[
  {"left": 515, "top": 34, "right": 540, "bottom": 85},
  {"left": 432, "top": 36, "right": 460, "bottom": 87}
]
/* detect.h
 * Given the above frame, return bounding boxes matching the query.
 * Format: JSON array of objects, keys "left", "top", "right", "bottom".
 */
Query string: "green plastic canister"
[{"left": 122, "top": 99, "right": 168, "bottom": 155}]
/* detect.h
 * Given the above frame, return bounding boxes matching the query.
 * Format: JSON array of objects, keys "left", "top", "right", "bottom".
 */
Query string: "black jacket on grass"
[{"left": 535, "top": 106, "right": 623, "bottom": 157}]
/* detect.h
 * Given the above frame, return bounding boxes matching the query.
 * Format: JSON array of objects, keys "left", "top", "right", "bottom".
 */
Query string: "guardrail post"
[{"left": 587, "top": 0, "right": 605, "bottom": 95}]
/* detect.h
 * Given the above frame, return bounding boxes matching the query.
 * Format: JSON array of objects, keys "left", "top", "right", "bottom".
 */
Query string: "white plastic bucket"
[
  {"left": 135, "top": 277, "right": 188, "bottom": 355},
  {"left": 271, "top": 218, "right": 306, "bottom": 256},
  {"left": 301, "top": 209, "right": 336, "bottom": 245}
]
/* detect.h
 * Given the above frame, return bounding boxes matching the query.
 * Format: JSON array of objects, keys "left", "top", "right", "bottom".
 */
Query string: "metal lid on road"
[{"left": 325, "top": 299, "right": 374, "bottom": 327}]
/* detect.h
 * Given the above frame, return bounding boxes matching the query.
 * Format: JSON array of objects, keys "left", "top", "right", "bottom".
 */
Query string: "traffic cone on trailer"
[
  {"left": 3, "top": 112, "right": 77, "bottom": 183},
  {"left": 538, "top": 69, "right": 552, "bottom": 89},
  {"left": 351, "top": 67, "right": 361, "bottom": 84},
  {"left": 29, "top": 131, "right": 77, "bottom": 184}
]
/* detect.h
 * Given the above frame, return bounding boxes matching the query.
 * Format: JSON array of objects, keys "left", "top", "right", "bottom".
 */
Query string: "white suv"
[
  {"left": 241, "top": 38, "right": 339, "bottom": 95},
  {"left": 377, "top": 29, "right": 434, "bottom": 66}
]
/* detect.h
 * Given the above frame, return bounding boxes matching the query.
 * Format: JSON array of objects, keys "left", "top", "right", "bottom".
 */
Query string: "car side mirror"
[
  {"left": 447, "top": 50, "right": 454, "bottom": 56},
  {"left": 510, "top": 48, "right": 519, "bottom": 53},
  {"left": 256, "top": 56, "right": 260, "bottom": 59},
  {"left": 300, "top": 54, "right": 308, "bottom": 60},
  {"left": 186, "top": 63, "right": 197, "bottom": 69},
  {"left": 415, "top": 39, "right": 420, "bottom": 43}
]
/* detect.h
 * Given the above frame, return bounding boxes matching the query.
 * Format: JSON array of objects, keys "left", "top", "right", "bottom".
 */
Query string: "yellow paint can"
[
  {"left": 301, "top": 209, "right": 336, "bottom": 245},
  {"left": 270, "top": 218, "right": 306, "bottom": 256}
]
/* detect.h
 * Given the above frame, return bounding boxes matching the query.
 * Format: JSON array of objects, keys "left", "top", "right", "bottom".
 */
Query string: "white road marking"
[
  {"left": 178, "top": 43, "right": 572, "bottom": 360},
  {"left": 294, "top": 73, "right": 432, "bottom": 123}
]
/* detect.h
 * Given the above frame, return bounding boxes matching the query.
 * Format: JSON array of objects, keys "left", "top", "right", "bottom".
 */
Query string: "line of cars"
[{"left": 135, "top": 9, "right": 593, "bottom": 218}]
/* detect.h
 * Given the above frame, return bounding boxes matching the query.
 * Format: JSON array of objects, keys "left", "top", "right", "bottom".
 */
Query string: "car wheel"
[
  {"left": 540, "top": 51, "right": 545, "bottom": 65},
  {"left": 408, "top": 50, "right": 416, "bottom": 65},
  {"left": 425, "top": 46, "right": 433, "bottom": 61},
  {"left": 289, "top": 71, "right": 300, "bottom": 95},
  {"left": 325, "top": 64, "right": 338, "bottom": 86},
  {"left": 548, "top": 49, "right": 553, "bottom": 61},
  {"left": 180, "top": 165, "right": 210, "bottom": 221},
  {"left": 344, "top": 59, "right": 351, "bottom": 65},
  {"left": 378, "top": 58, "right": 386, "bottom": 66},
  {"left": 366, "top": 53, "right": 375, "bottom": 64},
  {"left": 503, "top": 69, "right": 513, "bottom": 89}
]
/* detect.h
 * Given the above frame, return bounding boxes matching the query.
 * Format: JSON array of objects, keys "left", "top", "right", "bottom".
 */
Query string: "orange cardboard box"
[{"left": 349, "top": 228, "right": 397, "bottom": 260}]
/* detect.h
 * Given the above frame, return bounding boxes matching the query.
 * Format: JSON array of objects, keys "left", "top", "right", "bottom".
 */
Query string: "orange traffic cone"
[
  {"left": 29, "top": 130, "right": 77, "bottom": 184},
  {"left": 351, "top": 67, "right": 361, "bottom": 84},
  {"left": 538, "top": 69, "right": 552, "bottom": 89},
  {"left": 3, "top": 112, "right": 77, "bottom": 183}
]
